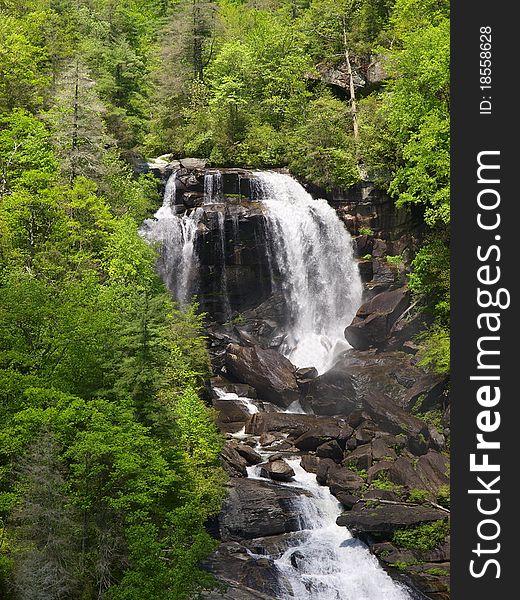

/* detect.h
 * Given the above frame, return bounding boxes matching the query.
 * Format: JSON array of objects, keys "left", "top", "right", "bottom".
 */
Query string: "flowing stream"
[{"left": 247, "top": 457, "right": 412, "bottom": 600}]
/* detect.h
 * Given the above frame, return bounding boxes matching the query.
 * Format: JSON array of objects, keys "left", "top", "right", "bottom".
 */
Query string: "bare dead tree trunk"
[
  {"left": 71, "top": 60, "right": 80, "bottom": 184},
  {"left": 342, "top": 16, "right": 359, "bottom": 140}
]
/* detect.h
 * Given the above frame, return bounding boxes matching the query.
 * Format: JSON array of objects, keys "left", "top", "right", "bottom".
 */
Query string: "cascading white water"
[
  {"left": 204, "top": 170, "right": 223, "bottom": 203},
  {"left": 253, "top": 172, "right": 363, "bottom": 374},
  {"left": 273, "top": 460, "right": 412, "bottom": 600},
  {"left": 140, "top": 172, "right": 202, "bottom": 306}
]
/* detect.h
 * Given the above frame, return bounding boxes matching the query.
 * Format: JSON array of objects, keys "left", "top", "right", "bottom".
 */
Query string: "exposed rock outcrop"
[
  {"left": 225, "top": 344, "right": 300, "bottom": 408},
  {"left": 345, "top": 288, "right": 411, "bottom": 350}
]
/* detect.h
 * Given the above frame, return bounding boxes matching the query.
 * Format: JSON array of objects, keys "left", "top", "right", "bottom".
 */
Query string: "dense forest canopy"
[{"left": 0, "top": 0, "right": 449, "bottom": 598}]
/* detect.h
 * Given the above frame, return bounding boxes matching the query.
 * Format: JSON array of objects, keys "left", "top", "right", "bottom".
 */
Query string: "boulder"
[
  {"left": 371, "top": 437, "right": 398, "bottom": 461},
  {"left": 295, "top": 366, "right": 318, "bottom": 385},
  {"left": 327, "top": 467, "right": 365, "bottom": 497},
  {"left": 316, "top": 458, "right": 337, "bottom": 485},
  {"left": 294, "top": 425, "right": 342, "bottom": 451},
  {"left": 402, "top": 374, "right": 449, "bottom": 412},
  {"left": 335, "top": 493, "right": 360, "bottom": 510},
  {"left": 337, "top": 503, "right": 448, "bottom": 535},
  {"left": 300, "top": 454, "right": 320, "bottom": 474},
  {"left": 303, "top": 350, "right": 423, "bottom": 416},
  {"left": 361, "top": 393, "right": 432, "bottom": 454},
  {"left": 202, "top": 542, "right": 282, "bottom": 598},
  {"left": 221, "top": 444, "right": 249, "bottom": 477},
  {"left": 343, "top": 444, "right": 373, "bottom": 471},
  {"left": 260, "top": 459, "right": 295, "bottom": 482},
  {"left": 233, "top": 443, "right": 263, "bottom": 466},
  {"left": 180, "top": 157, "right": 207, "bottom": 170},
  {"left": 316, "top": 440, "right": 343, "bottom": 462},
  {"left": 218, "top": 479, "right": 310, "bottom": 540},
  {"left": 213, "top": 398, "right": 254, "bottom": 427},
  {"left": 345, "top": 288, "right": 410, "bottom": 350},
  {"left": 367, "top": 452, "right": 449, "bottom": 496},
  {"left": 225, "top": 344, "right": 300, "bottom": 408}
]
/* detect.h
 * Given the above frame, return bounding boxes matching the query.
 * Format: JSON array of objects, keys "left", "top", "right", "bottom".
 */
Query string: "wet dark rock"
[
  {"left": 316, "top": 439, "right": 344, "bottom": 462},
  {"left": 295, "top": 366, "right": 318, "bottom": 385},
  {"left": 294, "top": 425, "right": 342, "bottom": 451},
  {"left": 202, "top": 541, "right": 282, "bottom": 598},
  {"left": 221, "top": 444, "right": 249, "bottom": 477},
  {"left": 345, "top": 288, "right": 411, "bottom": 350},
  {"left": 242, "top": 531, "right": 308, "bottom": 560},
  {"left": 218, "top": 478, "right": 310, "bottom": 540},
  {"left": 246, "top": 412, "right": 342, "bottom": 439},
  {"left": 258, "top": 432, "right": 285, "bottom": 447},
  {"left": 211, "top": 376, "right": 258, "bottom": 399},
  {"left": 303, "top": 350, "right": 423, "bottom": 416},
  {"left": 213, "top": 398, "right": 254, "bottom": 428},
  {"left": 233, "top": 443, "right": 263, "bottom": 466},
  {"left": 300, "top": 454, "right": 321, "bottom": 474},
  {"left": 225, "top": 344, "right": 300, "bottom": 408}
]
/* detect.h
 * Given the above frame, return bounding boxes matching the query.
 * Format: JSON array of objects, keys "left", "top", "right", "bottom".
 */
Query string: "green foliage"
[
  {"left": 371, "top": 472, "right": 403, "bottom": 493},
  {"left": 386, "top": 254, "right": 403, "bottom": 264},
  {"left": 436, "top": 484, "right": 451, "bottom": 509},
  {"left": 408, "top": 238, "right": 450, "bottom": 322},
  {"left": 392, "top": 520, "right": 449, "bottom": 551},
  {"left": 407, "top": 488, "right": 430, "bottom": 504},
  {"left": 359, "top": 227, "right": 374, "bottom": 236},
  {"left": 415, "top": 325, "right": 450, "bottom": 376}
]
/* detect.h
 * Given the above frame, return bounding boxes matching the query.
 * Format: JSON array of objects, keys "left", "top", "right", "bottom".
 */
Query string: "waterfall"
[
  {"left": 217, "top": 211, "right": 232, "bottom": 320},
  {"left": 204, "top": 170, "right": 223, "bottom": 203},
  {"left": 274, "top": 460, "right": 412, "bottom": 600},
  {"left": 253, "top": 172, "right": 363, "bottom": 374},
  {"left": 140, "top": 172, "right": 202, "bottom": 306}
]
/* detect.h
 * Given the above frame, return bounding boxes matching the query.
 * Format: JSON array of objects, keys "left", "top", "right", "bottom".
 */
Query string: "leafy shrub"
[{"left": 392, "top": 520, "right": 449, "bottom": 551}]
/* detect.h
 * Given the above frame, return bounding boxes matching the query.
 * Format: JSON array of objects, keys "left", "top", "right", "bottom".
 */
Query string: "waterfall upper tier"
[{"left": 140, "top": 167, "right": 362, "bottom": 374}]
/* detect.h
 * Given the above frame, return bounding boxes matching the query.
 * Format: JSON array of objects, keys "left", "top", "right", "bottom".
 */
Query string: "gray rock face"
[
  {"left": 246, "top": 412, "right": 341, "bottom": 438},
  {"left": 202, "top": 542, "right": 283, "bottom": 598},
  {"left": 345, "top": 288, "right": 411, "bottom": 350},
  {"left": 218, "top": 479, "right": 310, "bottom": 541},
  {"left": 303, "top": 349, "right": 423, "bottom": 416},
  {"left": 225, "top": 344, "right": 300, "bottom": 408},
  {"left": 260, "top": 459, "right": 295, "bottom": 482},
  {"left": 221, "top": 444, "right": 249, "bottom": 478},
  {"left": 337, "top": 504, "right": 448, "bottom": 534}
]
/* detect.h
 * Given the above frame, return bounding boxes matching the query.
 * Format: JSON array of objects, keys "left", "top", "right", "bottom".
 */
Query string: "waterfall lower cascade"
[
  {"left": 247, "top": 458, "right": 411, "bottom": 600},
  {"left": 253, "top": 172, "right": 362, "bottom": 374}
]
